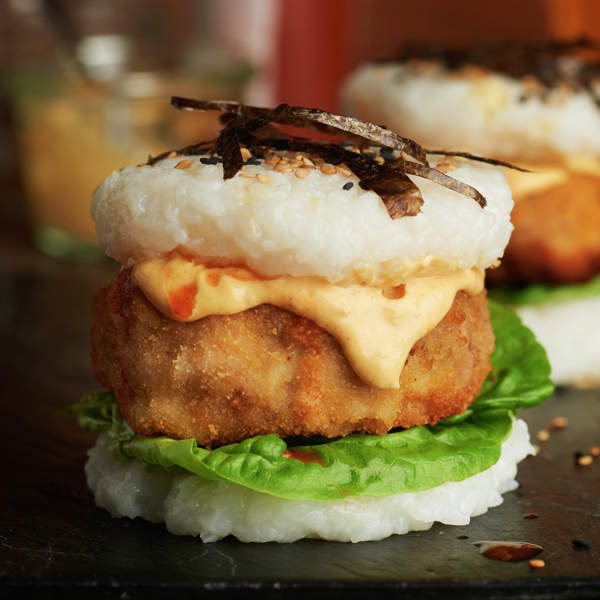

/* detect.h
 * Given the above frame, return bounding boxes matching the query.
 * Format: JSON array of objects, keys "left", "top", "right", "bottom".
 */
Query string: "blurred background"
[{"left": 1, "top": 0, "right": 599, "bottom": 260}]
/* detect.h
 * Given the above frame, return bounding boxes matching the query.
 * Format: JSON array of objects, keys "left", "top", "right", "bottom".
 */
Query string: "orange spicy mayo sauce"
[{"left": 133, "top": 255, "right": 484, "bottom": 389}]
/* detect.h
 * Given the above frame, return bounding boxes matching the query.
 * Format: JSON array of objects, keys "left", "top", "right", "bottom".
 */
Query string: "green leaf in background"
[
  {"left": 71, "top": 301, "right": 552, "bottom": 500},
  {"left": 488, "top": 274, "right": 600, "bottom": 307}
]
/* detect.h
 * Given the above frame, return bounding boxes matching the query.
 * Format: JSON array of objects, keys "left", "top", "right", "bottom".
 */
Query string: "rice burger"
[
  {"left": 343, "top": 38, "right": 600, "bottom": 386},
  {"left": 71, "top": 99, "right": 552, "bottom": 543}
]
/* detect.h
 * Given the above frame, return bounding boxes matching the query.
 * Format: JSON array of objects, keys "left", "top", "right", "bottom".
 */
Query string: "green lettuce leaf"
[
  {"left": 488, "top": 274, "right": 600, "bottom": 307},
  {"left": 71, "top": 301, "right": 552, "bottom": 501}
]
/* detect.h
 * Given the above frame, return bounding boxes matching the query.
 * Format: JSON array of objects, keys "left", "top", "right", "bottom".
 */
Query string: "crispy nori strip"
[
  {"left": 150, "top": 98, "right": 500, "bottom": 218},
  {"left": 426, "top": 150, "right": 530, "bottom": 173},
  {"left": 172, "top": 97, "right": 428, "bottom": 163},
  {"left": 399, "top": 159, "right": 486, "bottom": 208}
]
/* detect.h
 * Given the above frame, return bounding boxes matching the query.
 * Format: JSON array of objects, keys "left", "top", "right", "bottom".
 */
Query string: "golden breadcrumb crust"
[
  {"left": 489, "top": 172, "right": 600, "bottom": 285},
  {"left": 91, "top": 269, "right": 494, "bottom": 447}
]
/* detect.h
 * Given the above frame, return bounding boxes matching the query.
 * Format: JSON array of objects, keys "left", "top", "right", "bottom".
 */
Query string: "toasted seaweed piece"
[
  {"left": 396, "top": 158, "right": 485, "bottom": 208},
  {"left": 150, "top": 97, "right": 503, "bottom": 219},
  {"left": 172, "top": 97, "right": 428, "bottom": 164},
  {"left": 426, "top": 150, "right": 531, "bottom": 173}
]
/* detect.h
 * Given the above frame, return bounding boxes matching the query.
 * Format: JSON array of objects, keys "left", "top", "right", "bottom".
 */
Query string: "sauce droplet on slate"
[{"left": 474, "top": 541, "right": 543, "bottom": 562}]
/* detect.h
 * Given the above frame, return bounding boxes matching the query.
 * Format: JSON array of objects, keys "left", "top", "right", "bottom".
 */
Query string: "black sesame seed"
[
  {"left": 253, "top": 150, "right": 266, "bottom": 159},
  {"left": 244, "top": 158, "right": 261, "bottom": 166},
  {"left": 572, "top": 539, "right": 590, "bottom": 550},
  {"left": 362, "top": 151, "right": 377, "bottom": 159},
  {"left": 380, "top": 148, "right": 396, "bottom": 162},
  {"left": 200, "top": 156, "right": 219, "bottom": 165},
  {"left": 343, "top": 182, "right": 354, "bottom": 191},
  {"left": 188, "top": 148, "right": 207, "bottom": 156}
]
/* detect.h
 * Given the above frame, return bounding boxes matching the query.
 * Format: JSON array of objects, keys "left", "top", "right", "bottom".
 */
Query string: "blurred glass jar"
[{"left": 9, "top": 31, "right": 252, "bottom": 260}]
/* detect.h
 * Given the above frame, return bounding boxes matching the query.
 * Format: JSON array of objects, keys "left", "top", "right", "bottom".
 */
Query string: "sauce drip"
[
  {"left": 282, "top": 449, "right": 324, "bottom": 465},
  {"left": 168, "top": 282, "right": 198, "bottom": 319},
  {"left": 474, "top": 541, "right": 543, "bottom": 562},
  {"left": 134, "top": 256, "right": 485, "bottom": 389}
]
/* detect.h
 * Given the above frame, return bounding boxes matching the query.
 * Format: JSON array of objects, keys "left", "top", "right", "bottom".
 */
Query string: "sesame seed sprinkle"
[
  {"left": 537, "top": 429, "right": 550, "bottom": 442},
  {"left": 175, "top": 159, "right": 193, "bottom": 170},
  {"left": 257, "top": 173, "right": 271, "bottom": 184},
  {"left": 551, "top": 416, "right": 568, "bottom": 429},
  {"left": 343, "top": 181, "right": 354, "bottom": 191},
  {"left": 529, "top": 559, "right": 545, "bottom": 569}
]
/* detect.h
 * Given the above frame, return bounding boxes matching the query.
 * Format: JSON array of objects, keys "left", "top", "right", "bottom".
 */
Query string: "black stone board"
[{"left": 1, "top": 257, "right": 599, "bottom": 599}]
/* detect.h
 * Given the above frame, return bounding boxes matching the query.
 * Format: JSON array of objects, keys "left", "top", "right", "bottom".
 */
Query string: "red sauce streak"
[
  {"left": 382, "top": 284, "right": 406, "bottom": 300},
  {"left": 205, "top": 272, "right": 221, "bottom": 287},
  {"left": 282, "top": 449, "right": 324, "bottom": 465},
  {"left": 171, "top": 247, "right": 199, "bottom": 263},
  {"left": 168, "top": 282, "right": 198, "bottom": 318},
  {"left": 475, "top": 541, "right": 543, "bottom": 562},
  {"left": 226, "top": 268, "right": 259, "bottom": 282}
]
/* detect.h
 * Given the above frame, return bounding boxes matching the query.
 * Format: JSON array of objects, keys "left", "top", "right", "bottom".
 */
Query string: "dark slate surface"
[{"left": 1, "top": 256, "right": 599, "bottom": 599}]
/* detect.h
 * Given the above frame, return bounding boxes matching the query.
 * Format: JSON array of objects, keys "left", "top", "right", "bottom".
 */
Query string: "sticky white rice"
[
  {"left": 92, "top": 153, "right": 512, "bottom": 286},
  {"left": 516, "top": 294, "right": 600, "bottom": 386},
  {"left": 343, "top": 62, "right": 600, "bottom": 161},
  {"left": 85, "top": 419, "right": 533, "bottom": 543}
]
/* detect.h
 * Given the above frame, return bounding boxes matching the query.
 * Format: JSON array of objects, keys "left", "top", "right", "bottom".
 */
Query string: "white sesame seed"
[
  {"left": 257, "top": 173, "right": 271, "bottom": 184},
  {"left": 175, "top": 159, "right": 193, "bottom": 170},
  {"left": 537, "top": 429, "right": 550, "bottom": 442}
]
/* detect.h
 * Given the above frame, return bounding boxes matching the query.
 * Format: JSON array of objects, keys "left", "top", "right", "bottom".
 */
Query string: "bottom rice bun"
[
  {"left": 85, "top": 419, "right": 532, "bottom": 543},
  {"left": 72, "top": 100, "right": 553, "bottom": 543}
]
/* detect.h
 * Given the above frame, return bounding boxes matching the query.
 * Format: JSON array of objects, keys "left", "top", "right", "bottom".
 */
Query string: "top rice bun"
[
  {"left": 92, "top": 151, "right": 513, "bottom": 286},
  {"left": 343, "top": 62, "right": 600, "bottom": 161}
]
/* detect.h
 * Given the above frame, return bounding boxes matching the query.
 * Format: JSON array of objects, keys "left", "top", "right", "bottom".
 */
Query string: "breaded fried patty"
[
  {"left": 91, "top": 269, "right": 494, "bottom": 447},
  {"left": 487, "top": 173, "right": 600, "bottom": 285}
]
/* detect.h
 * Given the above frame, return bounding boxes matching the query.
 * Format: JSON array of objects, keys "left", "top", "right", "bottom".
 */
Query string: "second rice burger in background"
[
  {"left": 72, "top": 100, "right": 552, "bottom": 543},
  {"left": 343, "top": 38, "right": 600, "bottom": 386}
]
